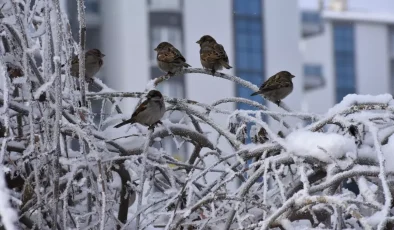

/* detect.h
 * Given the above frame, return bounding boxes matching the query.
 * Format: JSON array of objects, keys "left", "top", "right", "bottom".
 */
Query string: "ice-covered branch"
[
  {"left": 2, "top": 1, "right": 394, "bottom": 229},
  {"left": 76, "top": 0, "right": 87, "bottom": 107},
  {"left": 151, "top": 68, "right": 293, "bottom": 111},
  {"left": 135, "top": 129, "right": 153, "bottom": 230}
]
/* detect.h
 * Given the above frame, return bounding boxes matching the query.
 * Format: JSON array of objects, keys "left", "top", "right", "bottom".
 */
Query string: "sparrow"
[
  {"left": 114, "top": 90, "right": 166, "bottom": 130},
  {"left": 154, "top": 42, "right": 191, "bottom": 76},
  {"left": 7, "top": 64, "right": 24, "bottom": 79},
  {"left": 251, "top": 126, "right": 269, "bottom": 144},
  {"left": 196, "top": 35, "right": 232, "bottom": 75},
  {"left": 251, "top": 71, "right": 295, "bottom": 106},
  {"left": 64, "top": 48, "right": 105, "bottom": 83}
]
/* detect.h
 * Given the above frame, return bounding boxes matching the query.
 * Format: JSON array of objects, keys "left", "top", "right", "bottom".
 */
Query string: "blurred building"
[
  {"left": 301, "top": 5, "right": 394, "bottom": 113},
  {"left": 61, "top": 0, "right": 303, "bottom": 153}
]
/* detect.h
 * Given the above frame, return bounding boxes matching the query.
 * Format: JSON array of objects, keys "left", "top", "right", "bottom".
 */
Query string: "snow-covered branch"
[{"left": 1, "top": 2, "right": 394, "bottom": 229}]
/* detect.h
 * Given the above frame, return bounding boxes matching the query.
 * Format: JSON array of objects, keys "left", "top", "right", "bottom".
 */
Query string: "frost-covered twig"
[
  {"left": 135, "top": 129, "right": 153, "bottom": 230},
  {"left": 51, "top": 0, "right": 64, "bottom": 228},
  {"left": 152, "top": 68, "right": 293, "bottom": 111},
  {"left": 76, "top": 0, "right": 87, "bottom": 107}
]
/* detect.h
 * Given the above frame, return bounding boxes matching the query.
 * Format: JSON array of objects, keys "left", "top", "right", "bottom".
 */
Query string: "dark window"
[
  {"left": 148, "top": 1, "right": 185, "bottom": 98},
  {"left": 233, "top": 0, "right": 264, "bottom": 111},
  {"left": 234, "top": 0, "right": 261, "bottom": 15},
  {"left": 85, "top": 0, "right": 99, "bottom": 13},
  {"left": 147, "top": 1, "right": 187, "bottom": 172},
  {"left": 149, "top": 0, "right": 181, "bottom": 10},
  {"left": 304, "top": 64, "right": 322, "bottom": 77},
  {"left": 333, "top": 23, "right": 356, "bottom": 103},
  {"left": 150, "top": 26, "right": 182, "bottom": 63},
  {"left": 302, "top": 11, "right": 321, "bottom": 24},
  {"left": 389, "top": 26, "right": 394, "bottom": 93}
]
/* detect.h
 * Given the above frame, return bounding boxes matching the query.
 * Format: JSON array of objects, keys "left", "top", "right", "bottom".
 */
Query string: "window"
[
  {"left": 390, "top": 28, "right": 394, "bottom": 58},
  {"left": 148, "top": 1, "right": 186, "bottom": 123},
  {"left": 85, "top": 0, "right": 99, "bottom": 13},
  {"left": 157, "top": 79, "right": 184, "bottom": 99},
  {"left": 233, "top": 0, "right": 264, "bottom": 146},
  {"left": 149, "top": 0, "right": 181, "bottom": 10},
  {"left": 391, "top": 59, "right": 394, "bottom": 94},
  {"left": 302, "top": 11, "right": 321, "bottom": 24},
  {"left": 234, "top": 0, "right": 261, "bottom": 15},
  {"left": 333, "top": 23, "right": 356, "bottom": 103},
  {"left": 150, "top": 26, "right": 182, "bottom": 64},
  {"left": 389, "top": 27, "right": 394, "bottom": 93},
  {"left": 304, "top": 64, "right": 325, "bottom": 91},
  {"left": 304, "top": 64, "right": 322, "bottom": 77},
  {"left": 233, "top": 0, "right": 264, "bottom": 111},
  {"left": 301, "top": 10, "right": 324, "bottom": 38}
]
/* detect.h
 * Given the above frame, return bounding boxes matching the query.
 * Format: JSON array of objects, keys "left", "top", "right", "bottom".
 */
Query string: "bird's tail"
[
  {"left": 250, "top": 91, "right": 260, "bottom": 96},
  {"left": 219, "top": 60, "right": 232, "bottom": 69},
  {"left": 114, "top": 119, "right": 134, "bottom": 128},
  {"left": 183, "top": 62, "right": 191, "bottom": 68}
]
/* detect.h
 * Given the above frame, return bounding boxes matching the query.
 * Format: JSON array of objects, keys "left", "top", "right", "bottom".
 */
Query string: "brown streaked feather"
[
  {"left": 157, "top": 46, "right": 186, "bottom": 64},
  {"left": 71, "top": 55, "right": 79, "bottom": 65},
  {"left": 200, "top": 44, "right": 229, "bottom": 63},
  {"left": 259, "top": 75, "right": 293, "bottom": 92},
  {"left": 131, "top": 100, "right": 149, "bottom": 119},
  {"left": 213, "top": 43, "right": 229, "bottom": 62}
]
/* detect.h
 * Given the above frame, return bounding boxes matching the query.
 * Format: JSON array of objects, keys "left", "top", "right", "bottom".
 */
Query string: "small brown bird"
[
  {"left": 251, "top": 71, "right": 295, "bottom": 106},
  {"left": 154, "top": 42, "right": 191, "bottom": 76},
  {"left": 114, "top": 90, "right": 166, "bottom": 130},
  {"left": 196, "top": 35, "right": 232, "bottom": 75},
  {"left": 66, "top": 48, "right": 105, "bottom": 82},
  {"left": 6, "top": 64, "right": 24, "bottom": 79}
]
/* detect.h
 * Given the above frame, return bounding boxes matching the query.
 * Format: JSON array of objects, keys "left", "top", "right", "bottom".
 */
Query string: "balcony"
[
  {"left": 301, "top": 11, "right": 324, "bottom": 38},
  {"left": 304, "top": 64, "right": 325, "bottom": 91},
  {"left": 148, "top": 0, "right": 182, "bottom": 12}
]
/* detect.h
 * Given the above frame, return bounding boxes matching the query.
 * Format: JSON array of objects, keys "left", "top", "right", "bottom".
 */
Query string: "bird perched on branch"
[
  {"left": 154, "top": 42, "right": 191, "bottom": 76},
  {"left": 251, "top": 71, "right": 295, "bottom": 106},
  {"left": 114, "top": 90, "right": 166, "bottom": 130},
  {"left": 65, "top": 48, "right": 105, "bottom": 83},
  {"left": 196, "top": 35, "right": 232, "bottom": 75}
]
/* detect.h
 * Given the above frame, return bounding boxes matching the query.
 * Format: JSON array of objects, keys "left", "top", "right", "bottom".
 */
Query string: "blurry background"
[{"left": 60, "top": 0, "right": 394, "bottom": 160}]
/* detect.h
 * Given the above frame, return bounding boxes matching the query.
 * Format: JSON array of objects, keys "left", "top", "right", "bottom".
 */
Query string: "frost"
[
  {"left": 0, "top": 1, "right": 394, "bottom": 230},
  {"left": 327, "top": 93, "right": 393, "bottom": 115},
  {"left": 381, "top": 135, "right": 394, "bottom": 172},
  {"left": 286, "top": 130, "right": 357, "bottom": 163}
]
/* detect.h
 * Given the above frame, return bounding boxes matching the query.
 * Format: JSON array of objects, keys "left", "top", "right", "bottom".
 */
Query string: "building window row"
[
  {"left": 333, "top": 23, "right": 356, "bottom": 103},
  {"left": 389, "top": 26, "right": 394, "bottom": 94},
  {"left": 233, "top": 0, "right": 264, "bottom": 111}
]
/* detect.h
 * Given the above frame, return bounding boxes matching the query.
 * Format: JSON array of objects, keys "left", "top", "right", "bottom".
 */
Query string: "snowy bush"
[{"left": 1, "top": 1, "right": 394, "bottom": 230}]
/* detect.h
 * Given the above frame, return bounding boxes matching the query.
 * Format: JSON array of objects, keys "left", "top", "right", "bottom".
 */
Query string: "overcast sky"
[{"left": 300, "top": 0, "right": 394, "bottom": 14}]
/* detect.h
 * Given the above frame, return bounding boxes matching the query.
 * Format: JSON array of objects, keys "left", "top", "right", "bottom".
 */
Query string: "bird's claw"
[
  {"left": 148, "top": 120, "right": 163, "bottom": 131},
  {"left": 86, "top": 77, "right": 94, "bottom": 84},
  {"left": 211, "top": 69, "right": 215, "bottom": 76},
  {"left": 276, "top": 100, "right": 281, "bottom": 107}
]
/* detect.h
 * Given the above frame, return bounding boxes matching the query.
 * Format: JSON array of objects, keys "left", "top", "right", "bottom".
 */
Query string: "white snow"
[
  {"left": 327, "top": 94, "right": 393, "bottom": 116},
  {"left": 381, "top": 135, "right": 394, "bottom": 172},
  {"left": 324, "top": 10, "right": 394, "bottom": 24},
  {"left": 285, "top": 130, "right": 357, "bottom": 163}
]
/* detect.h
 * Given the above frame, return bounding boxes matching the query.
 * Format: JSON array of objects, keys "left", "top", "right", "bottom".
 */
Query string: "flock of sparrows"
[{"left": 67, "top": 35, "right": 295, "bottom": 130}]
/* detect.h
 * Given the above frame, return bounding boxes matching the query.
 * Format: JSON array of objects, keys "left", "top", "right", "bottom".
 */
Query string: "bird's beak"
[
  {"left": 154, "top": 48, "right": 158, "bottom": 51},
  {"left": 291, "top": 75, "right": 295, "bottom": 78},
  {"left": 196, "top": 40, "right": 200, "bottom": 44},
  {"left": 102, "top": 54, "right": 106, "bottom": 57}
]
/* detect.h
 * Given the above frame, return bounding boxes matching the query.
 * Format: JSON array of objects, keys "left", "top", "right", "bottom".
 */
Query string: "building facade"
[
  {"left": 61, "top": 0, "right": 303, "bottom": 153},
  {"left": 302, "top": 11, "right": 394, "bottom": 113}
]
